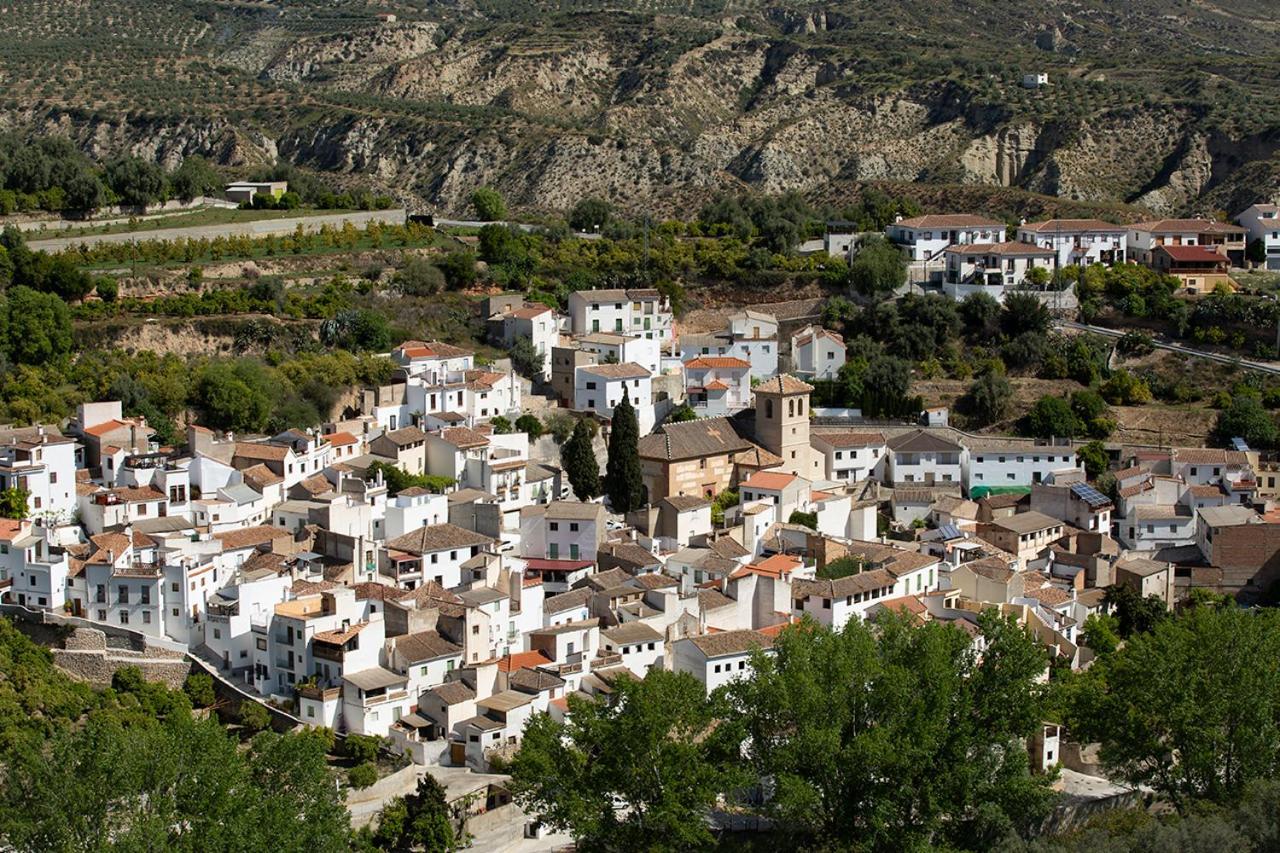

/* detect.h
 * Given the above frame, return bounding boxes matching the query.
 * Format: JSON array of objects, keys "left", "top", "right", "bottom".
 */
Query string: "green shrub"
[
  {"left": 238, "top": 701, "right": 271, "bottom": 732},
  {"left": 348, "top": 762, "right": 378, "bottom": 789},
  {"left": 344, "top": 733, "right": 383, "bottom": 763},
  {"left": 182, "top": 673, "right": 215, "bottom": 708}
]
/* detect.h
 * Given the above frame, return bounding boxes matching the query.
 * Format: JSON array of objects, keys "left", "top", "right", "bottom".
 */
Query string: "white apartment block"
[
  {"left": 963, "top": 443, "right": 1080, "bottom": 493},
  {"left": 574, "top": 362, "right": 654, "bottom": 434},
  {"left": 575, "top": 332, "right": 661, "bottom": 378},
  {"left": 568, "top": 288, "right": 673, "bottom": 343},
  {"left": 1016, "top": 219, "right": 1127, "bottom": 267},
  {"left": 812, "top": 431, "right": 887, "bottom": 482},
  {"left": 943, "top": 243, "right": 1055, "bottom": 301},
  {"left": 886, "top": 214, "right": 1006, "bottom": 261},
  {"left": 0, "top": 428, "right": 77, "bottom": 521},
  {"left": 683, "top": 356, "right": 752, "bottom": 417}
]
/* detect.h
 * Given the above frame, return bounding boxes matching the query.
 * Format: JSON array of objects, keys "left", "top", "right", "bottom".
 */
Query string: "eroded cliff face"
[{"left": 13, "top": 15, "right": 1274, "bottom": 217}]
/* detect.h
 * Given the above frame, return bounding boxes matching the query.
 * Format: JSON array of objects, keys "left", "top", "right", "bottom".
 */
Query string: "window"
[
  {"left": 822, "top": 598, "right": 831, "bottom": 609},
  {"left": 142, "top": 611, "right": 152, "bottom": 625},
  {"left": 119, "top": 611, "right": 129, "bottom": 625},
  {"left": 549, "top": 522, "right": 559, "bottom": 531},
  {"left": 118, "top": 586, "right": 129, "bottom": 603},
  {"left": 472, "top": 625, "right": 480, "bottom": 635},
  {"left": 98, "top": 610, "right": 106, "bottom": 621},
  {"left": 569, "top": 522, "right": 579, "bottom": 532}
]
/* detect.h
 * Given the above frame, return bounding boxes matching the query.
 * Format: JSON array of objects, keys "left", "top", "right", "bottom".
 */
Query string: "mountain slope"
[{"left": 2, "top": 0, "right": 1279, "bottom": 216}]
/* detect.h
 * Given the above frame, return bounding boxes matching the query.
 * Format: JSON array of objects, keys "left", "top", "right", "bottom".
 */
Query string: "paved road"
[
  {"left": 26, "top": 209, "right": 409, "bottom": 252},
  {"left": 1058, "top": 320, "right": 1280, "bottom": 376}
]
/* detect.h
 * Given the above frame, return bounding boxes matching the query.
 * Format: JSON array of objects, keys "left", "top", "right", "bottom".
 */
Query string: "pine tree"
[
  {"left": 562, "top": 419, "right": 600, "bottom": 500},
  {"left": 605, "top": 395, "right": 645, "bottom": 513}
]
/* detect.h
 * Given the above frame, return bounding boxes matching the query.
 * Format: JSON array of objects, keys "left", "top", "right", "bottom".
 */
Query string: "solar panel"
[
  {"left": 1070, "top": 482, "right": 1111, "bottom": 508},
  {"left": 937, "top": 523, "right": 962, "bottom": 540},
  {"left": 1231, "top": 437, "right": 1250, "bottom": 452}
]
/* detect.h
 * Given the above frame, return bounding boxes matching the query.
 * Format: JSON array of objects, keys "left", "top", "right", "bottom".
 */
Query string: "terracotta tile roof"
[
  {"left": 1130, "top": 218, "right": 1246, "bottom": 234},
  {"left": 82, "top": 419, "right": 130, "bottom": 438},
  {"left": 895, "top": 214, "right": 1004, "bottom": 229},
  {"left": 684, "top": 356, "right": 751, "bottom": 369},
  {"left": 741, "top": 553, "right": 803, "bottom": 579},
  {"left": 579, "top": 362, "right": 650, "bottom": 380},
  {"left": 708, "top": 537, "right": 750, "bottom": 560},
  {"left": 327, "top": 431, "right": 359, "bottom": 447},
  {"left": 510, "top": 305, "right": 551, "bottom": 319},
  {"left": 86, "top": 532, "right": 131, "bottom": 563},
  {"left": 1172, "top": 448, "right": 1248, "bottom": 466},
  {"left": 740, "top": 471, "right": 798, "bottom": 491},
  {"left": 876, "top": 595, "right": 929, "bottom": 617},
  {"left": 631, "top": 572, "right": 678, "bottom": 590},
  {"left": 813, "top": 431, "right": 886, "bottom": 448},
  {"left": 110, "top": 485, "right": 165, "bottom": 503},
  {"left": 662, "top": 495, "right": 710, "bottom": 512},
  {"left": 793, "top": 568, "right": 897, "bottom": 599},
  {"left": 1018, "top": 219, "right": 1124, "bottom": 234},
  {"left": 545, "top": 500, "right": 604, "bottom": 521},
  {"left": 703, "top": 380, "right": 730, "bottom": 392},
  {"left": 687, "top": 629, "right": 772, "bottom": 658},
  {"left": 497, "top": 650, "right": 553, "bottom": 673},
  {"left": 438, "top": 427, "right": 490, "bottom": 449},
  {"left": 382, "top": 426, "right": 428, "bottom": 446},
  {"left": 543, "top": 587, "right": 593, "bottom": 614},
  {"left": 313, "top": 622, "right": 368, "bottom": 645},
  {"left": 1157, "top": 245, "right": 1229, "bottom": 263},
  {"left": 887, "top": 430, "right": 963, "bottom": 453},
  {"left": 396, "top": 340, "right": 473, "bottom": 359},
  {"left": 386, "top": 523, "right": 492, "bottom": 553},
  {"left": 733, "top": 442, "right": 785, "bottom": 469},
  {"left": 233, "top": 442, "right": 289, "bottom": 462},
  {"left": 639, "top": 417, "right": 751, "bottom": 462},
  {"left": 241, "top": 463, "right": 284, "bottom": 490},
  {"left": 394, "top": 630, "right": 461, "bottom": 663},
  {"left": 215, "top": 525, "right": 291, "bottom": 550},
  {"left": 290, "top": 579, "right": 337, "bottom": 596},
  {"left": 0, "top": 519, "right": 26, "bottom": 542},
  {"left": 131, "top": 530, "right": 157, "bottom": 549},
  {"left": 753, "top": 374, "right": 814, "bottom": 395},
  {"left": 697, "top": 588, "right": 735, "bottom": 611},
  {"left": 431, "top": 681, "right": 477, "bottom": 705}
]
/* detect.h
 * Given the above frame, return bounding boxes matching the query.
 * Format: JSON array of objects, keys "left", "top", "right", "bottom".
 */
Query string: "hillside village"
[{"left": 5, "top": 193, "right": 1280, "bottom": 829}]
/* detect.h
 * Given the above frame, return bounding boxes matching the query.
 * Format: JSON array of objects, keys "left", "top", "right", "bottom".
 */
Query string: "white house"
[
  {"left": 886, "top": 431, "right": 965, "bottom": 486},
  {"left": 943, "top": 243, "right": 1055, "bottom": 301},
  {"left": 568, "top": 288, "right": 673, "bottom": 343},
  {"left": 1126, "top": 219, "right": 1248, "bottom": 267},
  {"left": 0, "top": 429, "right": 77, "bottom": 521},
  {"left": 886, "top": 214, "right": 1006, "bottom": 261},
  {"left": 383, "top": 524, "right": 494, "bottom": 590},
  {"left": 811, "top": 431, "right": 887, "bottom": 482},
  {"left": 790, "top": 569, "right": 898, "bottom": 630},
  {"left": 574, "top": 362, "right": 654, "bottom": 434},
  {"left": 575, "top": 332, "right": 661, "bottom": 378},
  {"left": 963, "top": 442, "right": 1080, "bottom": 493},
  {"left": 727, "top": 310, "right": 780, "bottom": 379},
  {"left": 1016, "top": 219, "right": 1127, "bottom": 268},
  {"left": 1236, "top": 203, "right": 1280, "bottom": 270},
  {"left": 683, "top": 356, "right": 752, "bottom": 417},
  {"left": 523, "top": 501, "right": 606, "bottom": 564},
  {"left": 672, "top": 630, "right": 773, "bottom": 694},
  {"left": 600, "top": 622, "right": 665, "bottom": 677},
  {"left": 790, "top": 326, "right": 845, "bottom": 380},
  {"left": 493, "top": 305, "right": 557, "bottom": 379}
]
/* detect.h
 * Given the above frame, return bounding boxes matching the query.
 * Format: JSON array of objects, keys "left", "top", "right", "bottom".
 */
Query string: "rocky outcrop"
[{"left": 9, "top": 9, "right": 1280, "bottom": 218}]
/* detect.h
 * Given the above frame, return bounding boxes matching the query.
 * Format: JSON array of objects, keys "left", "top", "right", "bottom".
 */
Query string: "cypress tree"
[
  {"left": 605, "top": 395, "right": 645, "bottom": 513},
  {"left": 562, "top": 418, "right": 600, "bottom": 500}
]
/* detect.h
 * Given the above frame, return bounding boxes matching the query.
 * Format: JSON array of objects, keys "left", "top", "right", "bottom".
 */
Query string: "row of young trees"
[{"left": 508, "top": 598, "right": 1280, "bottom": 851}]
